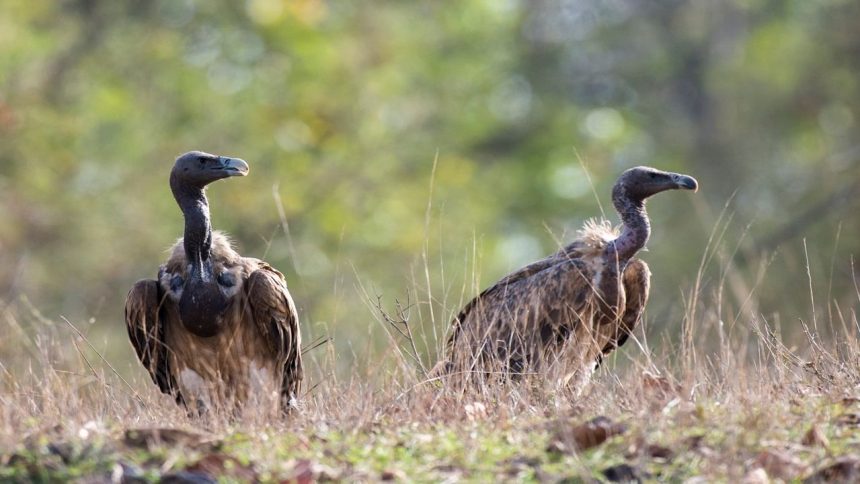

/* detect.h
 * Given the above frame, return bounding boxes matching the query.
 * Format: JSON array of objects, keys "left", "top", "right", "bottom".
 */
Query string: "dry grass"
[{"left": 1, "top": 215, "right": 859, "bottom": 482}]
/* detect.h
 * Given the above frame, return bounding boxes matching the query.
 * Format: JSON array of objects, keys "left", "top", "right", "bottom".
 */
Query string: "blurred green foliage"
[{"left": 0, "top": 0, "right": 858, "bottom": 373}]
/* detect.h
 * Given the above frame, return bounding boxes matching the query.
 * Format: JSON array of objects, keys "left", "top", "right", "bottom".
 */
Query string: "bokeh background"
[{"left": 1, "top": 0, "right": 858, "bottom": 378}]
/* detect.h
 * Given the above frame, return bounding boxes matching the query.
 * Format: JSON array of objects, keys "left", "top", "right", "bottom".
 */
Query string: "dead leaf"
[
  {"left": 185, "top": 453, "right": 258, "bottom": 482},
  {"left": 282, "top": 459, "right": 339, "bottom": 483},
  {"left": 688, "top": 436, "right": 716, "bottom": 459},
  {"left": 642, "top": 371, "right": 676, "bottom": 395},
  {"left": 463, "top": 401, "right": 487, "bottom": 421},
  {"left": 835, "top": 413, "right": 860, "bottom": 427},
  {"left": 602, "top": 463, "right": 642, "bottom": 483},
  {"left": 803, "top": 457, "right": 860, "bottom": 483},
  {"left": 548, "top": 416, "right": 627, "bottom": 453},
  {"left": 684, "top": 434, "right": 705, "bottom": 450},
  {"left": 124, "top": 428, "right": 218, "bottom": 451},
  {"left": 4, "top": 454, "right": 26, "bottom": 468},
  {"left": 756, "top": 449, "right": 807, "bottom": 480},
  {"left": 380, "top": 469, "right": 406, "bottom": 481},
  {"left": 432, "top": 464, "right": 463, "bottom": 476},
  {"left": 645, "top": 444, "right": 674, "bottom": 460},
  {"left": 160, "top": 471, "right": 218, "bottom": 484},
  {"left": 502, "top": 455, "right": 541, "bottom": 477},
  {"left": 801, "top": 424, "right": 829, "bottom": 448},
  {"left": 283, "top": 459, "right": 314, "bottom": 484},
  {"left": 22, "top": 424, "right": 65, "bottom": 449},
  {"left": 624, "top": 438, "right": 674, "bottom": 461}
]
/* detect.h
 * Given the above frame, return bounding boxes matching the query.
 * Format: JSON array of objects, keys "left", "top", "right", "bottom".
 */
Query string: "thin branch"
[{"left": 61, "top": 316, "right": 145, "bottom": 406}]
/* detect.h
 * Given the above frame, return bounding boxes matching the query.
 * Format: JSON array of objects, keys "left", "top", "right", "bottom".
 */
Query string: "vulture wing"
[
  {"left": 245, "top": 264, "right": 303, "bottom": 405},
  {"left": 599, "top": 258, "right": 651, "bottom": 360},
  {"left": 448, "top": 240, "right": 591, "bottom": 343},
  {"left": 440, "top": 253, "right": 598, "bottom": 377},
  {"left": 451, "top": 253, "right": 561, "bottom": 331},
  {"left": 124, "top": 279, "right": 180, "bottom": 402}
]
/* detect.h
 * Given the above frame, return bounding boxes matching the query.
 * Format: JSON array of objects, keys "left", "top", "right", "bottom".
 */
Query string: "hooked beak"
[
  {"left": 216, "top": 156, "right": 249, "bottom": 177},
  {"left": 672, "top": 173, "right": 698, "bottom": 192}
]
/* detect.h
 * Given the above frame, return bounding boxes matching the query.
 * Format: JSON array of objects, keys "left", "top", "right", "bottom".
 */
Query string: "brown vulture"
[
  {"left": 434, "top": 166, "right": 698, "bottom": 390},
  {"left": 125, "top": 151, "right": 302, "bottom": 414}
]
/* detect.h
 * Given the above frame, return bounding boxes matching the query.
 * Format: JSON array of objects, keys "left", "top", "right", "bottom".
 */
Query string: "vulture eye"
[{"left": 217, "top": 272, "right": 236, "bottom": 288}]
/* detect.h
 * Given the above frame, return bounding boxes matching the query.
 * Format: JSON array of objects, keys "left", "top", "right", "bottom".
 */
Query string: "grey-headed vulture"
[
  {"left": 125, "top": 151, "right": 302, "bottom": 413},
  {"left": 434, "top": 166, "right": 698, "bottom": 391}
]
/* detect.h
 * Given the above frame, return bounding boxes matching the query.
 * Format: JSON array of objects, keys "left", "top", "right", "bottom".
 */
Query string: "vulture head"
[
  {"left": 168, "top": 151, "right": 249, "bottom": 337},
  {"left": 170, "top": 151, "right": 249, "bottom": 191},
  {"left": 603, "top": 165, "right": 698, "bottom": 263},
  {"left": 612, "top": 166, "right": 698, "bottom": 204}
]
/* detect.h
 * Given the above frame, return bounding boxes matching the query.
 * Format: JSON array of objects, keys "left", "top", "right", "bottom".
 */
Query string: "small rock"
[
  {"left": 741, "top": 467, "right": 769, "bottom": 484},
  {"left": 112, "top": 461, "right": 146, "bottom": 484},
  {"left": 47, "top": 442, "right": 76, "bottom": 464},
  {"left": 756, "top": 450, "right": 806, "bottom": 481}
]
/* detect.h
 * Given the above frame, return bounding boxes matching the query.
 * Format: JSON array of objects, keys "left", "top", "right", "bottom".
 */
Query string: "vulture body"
[
  {"left": 435, "top": 166, "right": 697, "bottom": 389},
  {"left": 125, "top": 152, "right": 301, "bottom": 414}
]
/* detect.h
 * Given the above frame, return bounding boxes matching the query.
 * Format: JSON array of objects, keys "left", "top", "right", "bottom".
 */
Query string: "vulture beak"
[
  {"left": 671, "top": 173, "right": 698, "bottom": 192},
  {"left": 216, "top": 156, "right": 250, "bottom": 177}
]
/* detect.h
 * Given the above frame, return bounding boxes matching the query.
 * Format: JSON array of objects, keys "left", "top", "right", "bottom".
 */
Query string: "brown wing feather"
[
  {"left": 599, "top": 258, "right": 650, "bottom": 358},
  {"left": 439, "top": 252, "right": 597, "bottom": 377},
  {"left": 449, "top": 255, "right": 557, "bottom": 332},
  {"left": 124, "top": 279, "right": 181, "bottom": 402},
  {"left": 446, "top": 240, "right": 590, "bottom": 348},
  {"left": 245, "top": 264, "right": 303, "bottom": 405}
]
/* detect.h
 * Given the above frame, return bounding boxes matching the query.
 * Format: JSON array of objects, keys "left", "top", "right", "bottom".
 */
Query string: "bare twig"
[
  {"left": 301, "top": 335, "right": 332, "bottom": 356},
  {"left": 60, "top": 316, "right": 145, "bottom": 406},
  {"left": 374, "top": 294, "right": 428, "bottom": 376}
]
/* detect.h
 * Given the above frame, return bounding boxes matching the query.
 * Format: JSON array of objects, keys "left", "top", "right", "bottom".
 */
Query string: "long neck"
[
  {"left": 595, "top": 187, "right": 649, "bottom": 320},
  {"left": 606, "top": 188, "right": 649, "bottom": 264},
  {"left": 172, "top": 181, "right": 213, "bottom": 281}
]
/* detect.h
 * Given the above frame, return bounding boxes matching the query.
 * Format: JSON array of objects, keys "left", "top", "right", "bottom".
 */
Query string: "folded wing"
[
  {"left": 245, "top": 264, "right": 303, "bottom": 405},
  {"left": 124, "top": 279, "right": 181, "bottom": 403}
]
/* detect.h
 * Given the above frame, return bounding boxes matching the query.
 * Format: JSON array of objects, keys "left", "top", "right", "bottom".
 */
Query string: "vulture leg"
[{"left": 124, "top": 279, "right": 181, "bottom": 404}]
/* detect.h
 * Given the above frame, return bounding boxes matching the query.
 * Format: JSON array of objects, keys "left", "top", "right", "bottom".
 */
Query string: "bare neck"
[
  {"left": 170, "top": 176, "right": 213, "bottom": 280},
  {"left": 606, "top": 187, "right": 650, "bottom": 264},
  {"left": 593, "top": 186, "right": 649, "bottom": 320}
]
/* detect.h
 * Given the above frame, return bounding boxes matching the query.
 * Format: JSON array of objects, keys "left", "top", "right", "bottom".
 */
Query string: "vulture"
[
  {"left": 434, "top": 166, "right": 698, "bottom": 390},
  {"left": 125, "top": 151, "right": 302, "bottom": 414}
]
